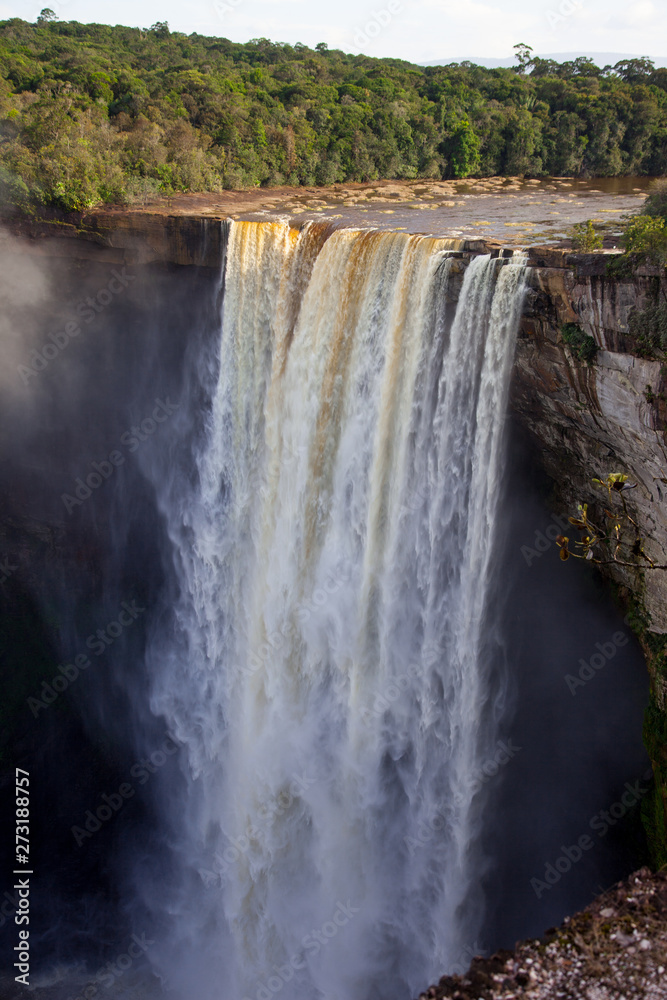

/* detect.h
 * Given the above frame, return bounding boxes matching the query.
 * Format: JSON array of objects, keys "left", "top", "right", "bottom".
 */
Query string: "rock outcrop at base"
[{"left": 418, "top": 867, "right": 667, "bottom": 1000}]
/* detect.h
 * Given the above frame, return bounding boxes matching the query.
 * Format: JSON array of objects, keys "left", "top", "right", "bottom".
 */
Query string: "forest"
[{"left": 0, "top": 13, "right": 666, "bottom": 211}]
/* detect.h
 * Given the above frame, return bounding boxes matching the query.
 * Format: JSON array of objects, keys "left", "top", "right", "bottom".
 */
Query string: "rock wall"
[
  {"left": 513, "top": 248, "right": 667, "bottom": 865},
  {"left": 514, "top": 250, "right": 667, "bottom": 634},
  {"left": 2, "top": 208, "right": 227, "bottom": 267}
]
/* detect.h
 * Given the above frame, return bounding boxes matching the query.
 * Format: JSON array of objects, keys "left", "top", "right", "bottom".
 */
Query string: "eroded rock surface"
[{"left": 513, "top": 254, "right": 667, "bottom": 636}]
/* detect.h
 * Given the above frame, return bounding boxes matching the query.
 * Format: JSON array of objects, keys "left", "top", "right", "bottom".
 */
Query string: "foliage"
[
  {"left": 605, "top": 252, "right": 636, "bottom": 279},
  {"left": 556, "top": 473, "right": 667, "bottom": 569},
  {"left": 628, "top": 302, "right": 667, "bottom": 358},
  {"left": 0, "top": 20, "right": 667, "bottom": 209},
  {"left": 445, "top": 118, "right": 480, "bottom": 178},
  {"left": 561, "top": 322, "right": 598, "bottom": 362},
  {"left": 644, "top": 178, "right": 667, "bottom": 220},
  {"left": 513, "top": 43, "right": 534, "bottom": 75},
  {"left": 571, "top": 219, "right": 603, "bottom": 251},
  {"left": 621, "top": 215, "right": 667, "bottom": 262}
]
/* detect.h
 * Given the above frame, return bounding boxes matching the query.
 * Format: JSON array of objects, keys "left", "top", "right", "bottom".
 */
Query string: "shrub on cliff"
[
  {"left": 561, "top": 323, "right": 598, "bottom": 363},
  {"left": 628, "top": 302, "right": 667, "bottom": 358},
  {"left": 644, "top": 178, "right": 667, "bottom": 221},
  {"left": 621, "top": 215, "right": 667, "bottom": 263},
  {"left": 571, "top": 219, "right": 603, "bottom": 251}
]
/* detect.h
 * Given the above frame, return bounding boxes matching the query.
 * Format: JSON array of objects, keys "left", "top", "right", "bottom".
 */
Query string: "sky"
[{"left": 0, "top": 0, "right": 665, "bottom": 65}]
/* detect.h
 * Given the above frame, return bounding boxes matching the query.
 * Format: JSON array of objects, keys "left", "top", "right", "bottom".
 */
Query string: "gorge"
[{"left": 0, "top": 210, "right": 664, "bottom": 1000}]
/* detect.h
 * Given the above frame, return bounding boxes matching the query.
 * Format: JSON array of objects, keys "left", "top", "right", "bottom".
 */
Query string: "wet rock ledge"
[{"left": 418, "top": 868, "right": 667, "bottom": 1000}]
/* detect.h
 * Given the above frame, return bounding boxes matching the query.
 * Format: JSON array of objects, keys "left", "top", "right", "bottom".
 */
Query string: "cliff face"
[
  {"left": 514, "top": 251, "right": 667, "bottom": 636},
  {"left": 3, "top": 208, "right": 227, "bottom": 266},
  {"left": 512, "top": 249, "right": 667, "bottom": 866}
]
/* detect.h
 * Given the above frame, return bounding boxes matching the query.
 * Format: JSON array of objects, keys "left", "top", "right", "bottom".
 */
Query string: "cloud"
[
  {"left": 609, "top": 0, "right": 660, "bottom": 28},
  {"left": 3, "top": 0, "right": 666, "bottom": 63}
]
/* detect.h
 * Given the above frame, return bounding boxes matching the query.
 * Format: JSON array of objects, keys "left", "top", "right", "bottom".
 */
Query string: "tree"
[
  {"left": 149, "top": 21, "right": 170, "bottom": 38},
  {"left": 446, "top": 119, "right": 480, "bottom": 178},
  {"left": 0, "top": 21, "right": 665, "bottom": 210},
  {"left": 513, "top": 43, "right": 534, "bottom": 75},
  {"left": 571, "top": 220, "right": 603, "bottom": 252},
  {"left": 622, "top": 216, "right": 667, "bottom": 263},
  {"left": 644, "top": 180, "right": 667, "bottom": 221},
  {"left": 613, "top": 58, "right": 655, "bottom": 84},
  {"left": 36, "top": 8, "right": 57, "bottom": 24}
]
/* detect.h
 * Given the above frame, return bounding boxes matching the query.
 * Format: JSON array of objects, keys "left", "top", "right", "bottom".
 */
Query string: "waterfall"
[{"left": 143, "top": 221, "right": 527, "bottom": 1000}]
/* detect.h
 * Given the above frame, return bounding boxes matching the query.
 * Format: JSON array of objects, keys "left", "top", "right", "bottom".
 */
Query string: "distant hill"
[{"left": 423, "top": 52, "right": 667, "bottom": 69}]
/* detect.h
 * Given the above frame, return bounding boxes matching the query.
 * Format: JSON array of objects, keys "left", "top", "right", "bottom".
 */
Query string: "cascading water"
[{"left": 143, "top": 221, "right": 527, "bottom": 1000}]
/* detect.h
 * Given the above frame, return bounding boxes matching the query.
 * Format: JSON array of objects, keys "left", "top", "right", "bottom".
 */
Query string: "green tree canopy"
[{"left": 0, "top": 20, "right": 664, "bottom": 209}]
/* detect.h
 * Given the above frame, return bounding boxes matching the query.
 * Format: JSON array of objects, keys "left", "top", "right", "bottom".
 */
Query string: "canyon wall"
[
  {"left": 512, "top": 248, "right": 667, "bottom": 865},
  {"left": 515, "top": 248, "right": 667, "bottom": 635}
]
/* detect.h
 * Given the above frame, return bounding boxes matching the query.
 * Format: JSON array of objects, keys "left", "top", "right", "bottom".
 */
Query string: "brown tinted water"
[
  {"left": 244, "top": 176, "right": 652, "bottom": 246},
  {"left": 133, "top": 177, "right": 652, "bottom": 247},
  {"left": 135, "top": 176, "right": 655, "bottom": 246}
]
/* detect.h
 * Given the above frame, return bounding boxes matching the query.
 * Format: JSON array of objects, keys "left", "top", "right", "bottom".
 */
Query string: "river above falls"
[{"left": 124, "top": 175, "right": 654, "bottom": 246}]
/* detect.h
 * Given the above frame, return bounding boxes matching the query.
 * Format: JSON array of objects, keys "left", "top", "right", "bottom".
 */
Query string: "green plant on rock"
[
  {"left": 605, "top": 253, "right": 635, "bottom": 279},
  {"left": 644, "top": 178, "right": 667, "bottom": 222},
  {"left": 643, "top": 384, "right": 665, "bottom": 405},
  {"left": 622, "top": 215, "right": 667, "bottom": 264},
  {"left": 561, "top": 322, "right": 598, "bottom": 363},
  {"left": 571, "top": 219, "right": 603, "bottom": 251},
  {"left": 628, "top": 302, "right": 667, "bottom": 359},
  {"left": 556, "top": 474, "right": 667, "bottom": 570}
]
